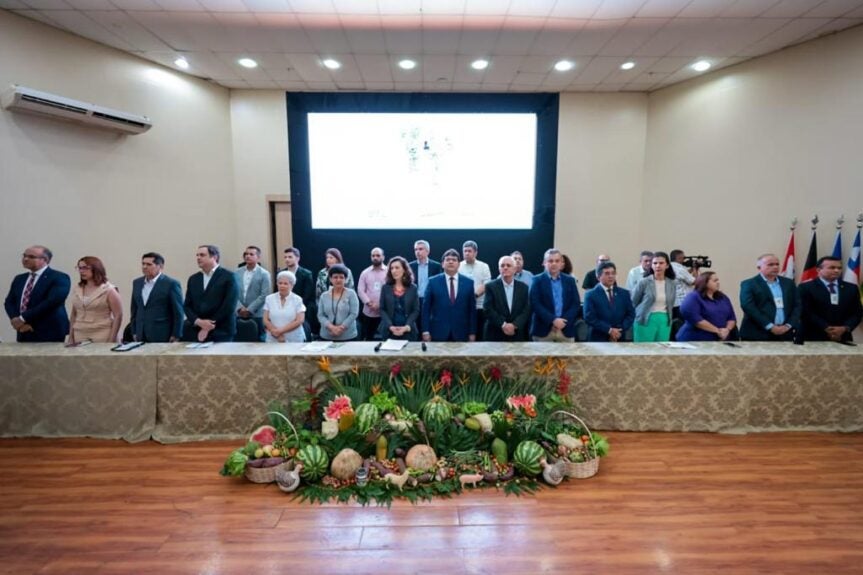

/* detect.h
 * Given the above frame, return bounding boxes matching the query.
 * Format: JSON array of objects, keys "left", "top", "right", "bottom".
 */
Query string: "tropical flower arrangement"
[{"left": 220, "top": 357, "right": 609, "bottom": 506}]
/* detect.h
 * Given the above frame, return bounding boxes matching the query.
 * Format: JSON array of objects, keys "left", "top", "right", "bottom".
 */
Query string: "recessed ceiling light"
[
  {"left": 238, "top": 58, "right": 258, "bottom": 69},
  {"left": 174, "top": 57, "right": 189, "bottom": 70},
  {"left": 398, "top": 59, "right": 417, "bottom": 70},
  {"left": 553, "top": 60, "right": 574, "bottom": 72},
  {"left": 620, "top": 61, "right": 636, "bottom": 70},
  {"left": 471, "top": 59, "right": 489, "bottom": 70},
  {"left": 691, "top": 60, "right": 711, "bottom": 72},
  {"left": 322, "top": 58, "right": 341, "bottom": 70}
]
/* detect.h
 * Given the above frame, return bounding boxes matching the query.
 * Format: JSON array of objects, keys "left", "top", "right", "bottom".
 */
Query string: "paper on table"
[
  {"left": 302, "top": 341, "right": 333, "bottom": 352},
  {"left": 659, "top": 342, "right": 697, "bottom": 349},
  {"left": 380, "top": 339, "right": 409, "bottom": 351}
]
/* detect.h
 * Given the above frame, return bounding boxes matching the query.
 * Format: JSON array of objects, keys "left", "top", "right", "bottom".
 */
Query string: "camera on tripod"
[{"left": 682, "top": 255, "right": 712, "bottom": 269}]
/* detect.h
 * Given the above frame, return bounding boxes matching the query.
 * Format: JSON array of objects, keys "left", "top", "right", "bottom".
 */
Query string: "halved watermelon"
[{"left": 249, "top": 425, "right": 277, "bottom": 445}]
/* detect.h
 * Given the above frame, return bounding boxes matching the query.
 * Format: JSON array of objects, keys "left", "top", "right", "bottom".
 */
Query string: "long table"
[{"left": 1, "top": 342, "right": 861, "bottom": 442}]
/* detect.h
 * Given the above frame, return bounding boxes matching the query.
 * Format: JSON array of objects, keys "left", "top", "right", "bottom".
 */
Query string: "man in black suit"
[
  {"left": 4, "top": 245, "right": 71, "bottom": 342},
  {"left": 282, "top": 247, "right": 316, "bottom": 339},
  {"left": 483, "top": 255, "right": 530, "bottom": 341},
  {"left": 409, "top": 239, "right": 442, "bottom": 335},
  {"left": 798, "top": 256, "right": 863, "bottom": 342},
  {"left": 130, "top": 252, "right": 184, "bottom": 342},
  {"left": 739, "top": 253, "right": 801, "bottom": 341},
  {"left": 182, "top": 245, "right": 238, "bottom": 343}
]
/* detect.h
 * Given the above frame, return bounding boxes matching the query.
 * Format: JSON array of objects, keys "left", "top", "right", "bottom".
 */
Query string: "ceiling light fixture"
[
  {"left": 553, "top": 60, "right": 574, "bottom": 72},
  {"left": 691, "top": 60, "right": 711, "bottom": 72},
  {"left": 620, "top": 61, "right": 635, "bottom": 70},
  {"left": 398, "top": 59, "right": 417, "bottom": 70},
  {"left": 322, "top": 59, "right": 341, "bottom": 70},
  {"left": 238, "top": 58, "right": 258, "bottom": 69},
  {"left": 471, "top": 59, "right": 489, "bottom": 70},
  {"left": 174, "top": 57, "right": 189, "bottom": 70}
]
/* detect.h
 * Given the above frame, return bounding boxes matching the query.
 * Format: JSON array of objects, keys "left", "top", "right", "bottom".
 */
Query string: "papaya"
[
  {"left": 376, "top": 434, "right": 388, "bottom": 462},
  {"left": 491, "top": 437, "right": 508, "bottom": 465},
  {"left": 464, "top": 417, "right": 481, "bottom": 431}
]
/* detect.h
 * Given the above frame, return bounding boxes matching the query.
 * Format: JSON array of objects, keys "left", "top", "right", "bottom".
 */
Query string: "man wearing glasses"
[{"left": 4, "top": 245, "right": 71, "bottom": 342}]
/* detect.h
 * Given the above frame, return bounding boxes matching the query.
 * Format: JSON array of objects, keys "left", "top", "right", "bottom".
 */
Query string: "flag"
[
  {"left": 831, "top": 229, "right": 842, "bottom": 261},
  {"left": 801, "top": 230, "right": 818, "bottom": 282},
  {"left": 844, "top": 228, "right": 861, "bottom": 286},
  {"left": 780, "top": 231, "right": 795, "bottom": 280}
]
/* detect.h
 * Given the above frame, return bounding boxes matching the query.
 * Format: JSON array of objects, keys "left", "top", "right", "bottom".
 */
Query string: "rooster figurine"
[
  {"left": 540, "top": 457, "right": 567, "bottom": 486},
  {"left": 276, "top": 462, "right": 303, "bottom": 493}
]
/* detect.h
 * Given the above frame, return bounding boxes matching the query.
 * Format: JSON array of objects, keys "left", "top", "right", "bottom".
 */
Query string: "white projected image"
[{"left": 308, "top": 113, "right": 537, "bottom": 229}]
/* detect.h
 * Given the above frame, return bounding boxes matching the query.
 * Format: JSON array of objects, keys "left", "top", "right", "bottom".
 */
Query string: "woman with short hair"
[
  {"left": 263, "top": 270, "right": 306, "bottom": 343},
  {"left": 317, "top": 264, "right": 359, "bottom": 341},
  {"left": 676, "top": 271, "right": 737, "bottom": 342}
]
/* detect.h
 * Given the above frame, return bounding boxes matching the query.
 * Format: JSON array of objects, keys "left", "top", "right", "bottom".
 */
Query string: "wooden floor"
[{"left": 1, "top": 432, "right": 862, "bottom": 575}]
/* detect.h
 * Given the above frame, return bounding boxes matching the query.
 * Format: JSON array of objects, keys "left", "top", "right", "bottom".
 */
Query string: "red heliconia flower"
[
  {"left": 557, "top": 369, "right": 572, "bottom": 396},
  {"left": 490, "top": 366, "right": 503, "bottom": 381},
  {"left": 440, "top": 369, "right": 453, "bottom": 388},
  {"left": 390, "top": 362, "right": 402, "bottom": 378}
]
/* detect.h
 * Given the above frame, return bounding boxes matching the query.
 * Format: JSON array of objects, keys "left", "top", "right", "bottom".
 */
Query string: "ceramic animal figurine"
[
  {"left": 276, "top": 462, "right": 303, "bottom": 493},
  {"left": 540, "top": 457, "right": 566, "bottom": 486},
  {"left": 384, "top": 470, "right": 415, "bottom": 491},
  {"left": 459, "top": 472, "right": 484, "bottom": 489}
]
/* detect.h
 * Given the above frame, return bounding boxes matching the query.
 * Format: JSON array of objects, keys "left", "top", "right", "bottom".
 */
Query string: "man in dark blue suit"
[
  {"left": 182, "top": 245, "right": 239, "bottom": 343},
  {"left": 4, "top": 245, "right": 71, "bottom": 342},
  {"left": 583, "top": 261, "right": 635, "bottom": 342},
  {"left": 797, "top": 256, "right": 862, "bottom": 342},
  {"left": 130, "top": 252, "right": 184, "bottom": 342},
  {"left": 421, "top": 249, "right": 476, "bottom": 342},
  {"left": 409, "top": 239, "right": 442, "bottom": 336},
  {"left": 739, "top": 253, "right": 801, "bottom": 341},
  {"left": 529, "top": 248, "right": 581, "bottom": 342}
]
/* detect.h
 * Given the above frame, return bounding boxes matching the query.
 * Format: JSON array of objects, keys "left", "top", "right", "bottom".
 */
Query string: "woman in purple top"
[{"left": 676, "top": 271, "right": 737, "bottom": 341}]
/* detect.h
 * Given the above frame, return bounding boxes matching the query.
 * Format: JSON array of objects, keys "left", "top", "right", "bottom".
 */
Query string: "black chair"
[
  {"left": 122, "top": 323, "right": 133, "bottom": 343},
  {"left": 235, "top": 318, "right": 260, "bottom": 342},
  {"left": 574, "top": 319, "right": 589, "bottom": 342}
]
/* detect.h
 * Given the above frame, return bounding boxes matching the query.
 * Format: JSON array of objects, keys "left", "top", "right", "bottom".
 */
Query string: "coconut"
[
  {"left": 405, "top": 444, "right": 438, "bottom": 471},
  {"left": 330, "top": 448, "right": 363, "bottom": 480}
]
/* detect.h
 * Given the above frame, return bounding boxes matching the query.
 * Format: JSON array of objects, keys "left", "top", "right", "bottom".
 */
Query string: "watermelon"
[
  {"left": 249, "top": 425, "right": 276, "bottom": 446},
  {"left": 296, "top": 445, "right": 329, "bottom": 481},
  {"left": 514, "top": 441, "right": 544, "bottom": 476},
  {"left": 355, "top": 403, "right": 381, "bottom": 434},
  {"left": 422, "top": 396, "right": 453, "bottom": 428}
]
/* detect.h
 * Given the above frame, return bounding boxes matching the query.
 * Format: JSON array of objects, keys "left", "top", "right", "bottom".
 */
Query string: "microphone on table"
[
  {"left": 421, "top": 341, "right": 427, "bottom": 352},
  {"left": 373, "top": 342, "right": 382, "bottom": 352}
]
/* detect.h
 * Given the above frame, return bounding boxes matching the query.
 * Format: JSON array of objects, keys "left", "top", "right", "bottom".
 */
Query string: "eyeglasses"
[{"left": 22, "top": 254, "right": 44, "bottom": 260}]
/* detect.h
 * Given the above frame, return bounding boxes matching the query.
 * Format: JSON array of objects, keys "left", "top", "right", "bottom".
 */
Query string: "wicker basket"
[
  {"left": 549, "top": 410, "right": 600, "bottom": 479},
  {"left": 245, "top": 459, "right": 291, "bottom": 484},
  {"left": 244, "top": 410, "right": 300, "bottom": 484}
]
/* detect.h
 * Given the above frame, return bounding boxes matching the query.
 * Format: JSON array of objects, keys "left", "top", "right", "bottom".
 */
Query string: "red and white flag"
[{"left": 780, "top": 231, "right": 795, "bottom": 280}]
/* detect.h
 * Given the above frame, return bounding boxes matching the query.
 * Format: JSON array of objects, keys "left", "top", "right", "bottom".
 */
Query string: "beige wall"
[
  {"left": 0, "top": 10, "right": 235, "bottom": 342},
  {"left": 229, "top": 90, "right": 292, "bottom": 273},
  {"left": 643, "top": 25, "right": 863, "bottom": 314}
]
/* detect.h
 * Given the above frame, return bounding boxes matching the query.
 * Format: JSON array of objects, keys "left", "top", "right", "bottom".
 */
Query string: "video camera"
[{"left": 682, "top": 255, "right": 712, "bottom": 269}]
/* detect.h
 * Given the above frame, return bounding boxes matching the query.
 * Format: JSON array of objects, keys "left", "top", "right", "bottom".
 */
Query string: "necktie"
[
  {"left": 20, "top": 272, "right": 37, "bottom": 313},
  {"left": 828, "top": 282, "right": 836, "bottom": 294},
  {"left": 607, "top": 287, "right": 615, "bottom": 306},
  {"left": 449, "top": 276, "right": 456, "bottom": 304}
]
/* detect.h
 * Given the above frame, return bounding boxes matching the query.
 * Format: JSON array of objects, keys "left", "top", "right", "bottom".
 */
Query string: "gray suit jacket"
[
  {"left": 234, "top": 265, "right": 271, "bottom": 318},
  {"left": 130, "top": 274, "right": 184, "bottom": 342},
  {"left": 630, "top": 276, "right": 678, "bottom": 325}
]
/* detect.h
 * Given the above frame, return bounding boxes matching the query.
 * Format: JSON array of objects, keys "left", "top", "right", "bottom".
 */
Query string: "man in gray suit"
[
  {"left": 130, "top": 252, "right": 184, "bottom": 342},
  {"left": 235, "top": 246, "right": 271, "bottom": 340}
]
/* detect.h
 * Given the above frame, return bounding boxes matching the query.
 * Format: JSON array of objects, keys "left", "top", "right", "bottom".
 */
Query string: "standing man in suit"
[
  {"left": 422, "top": 249, "right": 476, "bottom": 342},
  {"left": 4, "top": 245, "right": 71, "bottom": 342},
  {"left": 234, "top": 246, "right": 271, "bottom": 340},
  {"left": 483, "top": 255, "right": 530, "bottom": 342},
  {"left": 282, "top": 247, "right": 316, "bottom": 339},
  {"left": 409, "top": 239, "right": 441, "bottom": 335},
  {"left": 459, "top": 240, "right": 492, "bottom": 341},
  {"left": 530, "top": 248, "right": 581, "bottom": 342},
  {"left": 798, "top": 256, "right": 863, "bottom": 342},
  {"left": 739, "top": 253, "right": 801, "bottom": 341},
  {"left": 130, "top": 252, "right": 184, "bottom": 342},
  {"left": 583, "top": 261, "right": 635, "bottom": 342},
  {"left": 182, "top": 245, "right": 238, "bottom": 343}
]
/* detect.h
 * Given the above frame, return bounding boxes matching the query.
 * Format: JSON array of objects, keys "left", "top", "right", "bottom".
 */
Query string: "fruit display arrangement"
[{"left": 220, "top": 357, "right": 609, "bottom": 505}]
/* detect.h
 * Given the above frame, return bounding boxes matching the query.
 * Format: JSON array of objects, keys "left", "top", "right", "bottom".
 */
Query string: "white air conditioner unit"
[{"left": 1, "top": 85, "right": 152, "bottom": 135}]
